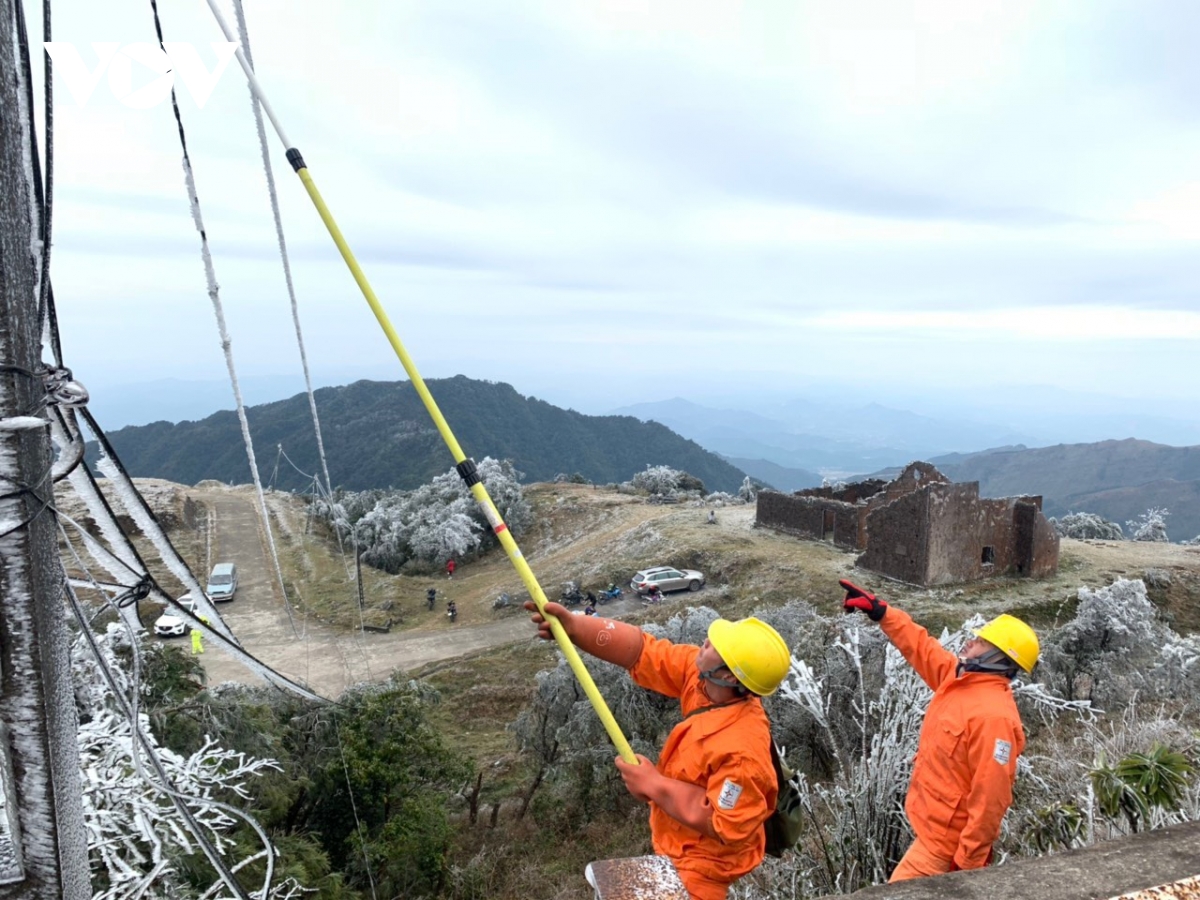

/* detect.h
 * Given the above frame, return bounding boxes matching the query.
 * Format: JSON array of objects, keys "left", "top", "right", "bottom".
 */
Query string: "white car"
[{"left": 154, "top": 595, "right": 199, "bottom": 637}]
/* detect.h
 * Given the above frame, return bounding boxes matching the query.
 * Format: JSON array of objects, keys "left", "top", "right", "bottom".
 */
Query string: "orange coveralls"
[
  {"left": 628, "top": 634, "right": 777, "bottom": 900},
  {"left": 881, "top": 606, "right": 1026, "bottom": 878}
]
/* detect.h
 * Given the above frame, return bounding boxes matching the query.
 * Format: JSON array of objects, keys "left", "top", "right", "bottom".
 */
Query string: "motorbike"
[
  {"left": 447, "top": 603, "right": 458, "bottom": 623},
  {"left": 641, "top": 586, "right": 663, "bottom": 605},
  {"left": 561, "top": 582, "right": 584, "bottom": 606},
  {"left": 598, "top": 585, "right": 623, "bottom": 604}
]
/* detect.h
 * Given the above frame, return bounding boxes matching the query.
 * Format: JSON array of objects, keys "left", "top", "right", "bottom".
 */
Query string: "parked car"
[
  {"left": 154, "top": 595, "right": 199, "bottom": 637},
  {"left": 630, "top": 566, "right": 705, "bottom": 595},
  {"left": 206, "top": 562, "right": 238, "bottom": 601}
]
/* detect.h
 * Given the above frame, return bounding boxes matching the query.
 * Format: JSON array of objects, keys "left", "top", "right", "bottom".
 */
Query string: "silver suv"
[{"left": 630, "top": 566, "right": 705, "bottom": 595}]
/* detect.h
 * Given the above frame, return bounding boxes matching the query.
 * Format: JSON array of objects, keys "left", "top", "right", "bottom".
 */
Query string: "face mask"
[{"left": 958, "top": 646, "right": 1018, "bottom": 677}]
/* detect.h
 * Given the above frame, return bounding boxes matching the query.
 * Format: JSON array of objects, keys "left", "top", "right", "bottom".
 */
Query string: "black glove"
[{"left": 840, "top": 579, "right": 887, "bottom": 621}]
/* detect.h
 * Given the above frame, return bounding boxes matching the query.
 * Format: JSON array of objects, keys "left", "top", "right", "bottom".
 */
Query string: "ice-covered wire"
[
  {"left": 53, "top": 413, "right": 330, "bottom": 702},
  {"left": 144, "top": 0, "right": 300, "bottom": 638},
  {"left": 232, "top": 0, "right": 334, "bottom": 502},
  {"left": 76, "top": 406, "right": 235, "bottom": 641},
  {"left": 57, "top": 495, "right": 328, "bottom": 702}
]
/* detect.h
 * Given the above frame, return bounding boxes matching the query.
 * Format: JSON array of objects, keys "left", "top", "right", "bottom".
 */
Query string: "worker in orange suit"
[
  {"left": 840, "top": 579, "right": 1039, "bottom": 882},
  {"left": 528, "top": 600, "right": 791, "bottom": 900}
]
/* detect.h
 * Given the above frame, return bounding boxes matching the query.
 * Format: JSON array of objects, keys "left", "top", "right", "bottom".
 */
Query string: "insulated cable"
[{"left": 201, "top": 0, "right": 636, "bottom": 763}]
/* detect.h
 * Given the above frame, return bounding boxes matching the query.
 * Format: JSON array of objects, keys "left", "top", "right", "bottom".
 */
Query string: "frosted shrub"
[
  {"left": 629, "top": 465, "right": 706, "bottom": 499},
  {"left": 1010, "top": 700, "right": 1199, "bottom": 858},
  {"left": 630, "top": 464, "right": 683, "bottom": 495},
  {"left": 1126, "top": 508, "right": 1170, "bottom": 543},
  {"left": 313, "top": 457, "right": 531, "bottom": 571},
  {"left": 75, "top": 626, "right": 289, "bottom": 900},
  {"left": 1051, "top": 511, "right": 1124, "bottom": 541},
  {"left": 704, "top": 491, "right": 741, "bottom": 506},
  {"left": 1037, "top": 578, "right": 1200, "bottom": 709},
  {"left": 738, "top": 476, "right": 758, "bottom": 503}
]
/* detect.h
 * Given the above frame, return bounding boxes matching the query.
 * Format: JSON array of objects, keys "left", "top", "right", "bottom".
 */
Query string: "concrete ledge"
[{"left": 847, "top": 821, "right": 1200, "bottom": 899}]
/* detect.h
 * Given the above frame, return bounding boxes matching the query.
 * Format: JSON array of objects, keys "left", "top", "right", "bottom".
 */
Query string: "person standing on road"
[
  {"left": 526, "top": 600, "right": 791, "bottom": 900},
  {"left": 839, "top": 578, "right": 1038, "bottom": 882},
  {"left": 446, "top": 558, "right": 456, "bottom": 579},
  {"left": 191, "top": 617, "right": 208, "bottom": 655}
]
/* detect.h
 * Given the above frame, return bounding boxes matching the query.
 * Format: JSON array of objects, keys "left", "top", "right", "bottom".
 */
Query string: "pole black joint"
[
  {"left": 456, "top": 459, "right": 481, "bottom": 487},
  {"left": 286, "top": 148, "right": 306, "bottom": 171}
]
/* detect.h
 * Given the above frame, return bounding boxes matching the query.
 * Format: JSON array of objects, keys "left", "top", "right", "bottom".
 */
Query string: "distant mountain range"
[
  {"left": 609, "top": 396, "right": 1036, "bottom": 479},
  {"left": 930, "top": 440, "right": 1200, "bottom": 543},
  {"left": 90, "top": 377, "right": 749, "bottom": 494},
  {"left": 613, "top": 398, "right": 1200, "bottom": 542}
]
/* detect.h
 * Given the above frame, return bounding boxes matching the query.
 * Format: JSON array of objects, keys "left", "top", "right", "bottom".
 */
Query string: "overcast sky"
[{"left": 27, "top": 0, "right": 1200, "bottom": 431}]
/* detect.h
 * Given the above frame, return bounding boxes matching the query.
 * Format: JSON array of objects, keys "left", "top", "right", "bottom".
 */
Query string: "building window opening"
[{"left": 981, "top": 546, "right": 995, "bottom": 566}]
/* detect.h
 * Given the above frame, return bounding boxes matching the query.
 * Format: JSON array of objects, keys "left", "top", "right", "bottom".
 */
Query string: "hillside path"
[
  {"left": 192, "top": 486, "right": 648, "bottom": 697},
  {"left": 177, "top": 482, "right": 1200, "bottom": 699}
]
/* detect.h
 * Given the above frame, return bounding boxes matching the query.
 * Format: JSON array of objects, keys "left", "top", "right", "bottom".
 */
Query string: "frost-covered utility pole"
[{"left": 0, "top": 2, "right": 90, "bottom": 896}]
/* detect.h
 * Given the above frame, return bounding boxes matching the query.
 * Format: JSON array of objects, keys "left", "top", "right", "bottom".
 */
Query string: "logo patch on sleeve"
[
  {"left": 717, "top": 779, "right": 743, "bottom": 810},
  {"left": 993, "top": 739, "right": 1012, "bottom": 765}
]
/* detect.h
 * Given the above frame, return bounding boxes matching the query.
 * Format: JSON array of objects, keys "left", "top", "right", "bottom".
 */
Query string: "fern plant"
[{"left": 1089, "top": 743, "right": 1193, "bottom": 832}]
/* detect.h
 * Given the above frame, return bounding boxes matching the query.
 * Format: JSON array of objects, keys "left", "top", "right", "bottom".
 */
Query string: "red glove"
[{"left": 840, "top": 579, "right": 887, "bottom": 621}]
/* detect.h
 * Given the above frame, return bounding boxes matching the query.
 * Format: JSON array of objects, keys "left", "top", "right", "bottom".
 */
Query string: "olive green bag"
[{"left": 763, "top": 740, "right": 804, "bottom": 857}]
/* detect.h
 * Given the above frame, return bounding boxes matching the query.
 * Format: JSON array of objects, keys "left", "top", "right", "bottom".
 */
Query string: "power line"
[{"left": 146, "top": 0, "right": 300, "bottom": 638}]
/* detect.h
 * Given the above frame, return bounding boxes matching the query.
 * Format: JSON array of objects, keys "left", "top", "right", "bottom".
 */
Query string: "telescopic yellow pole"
[{"left": 201, "top": 0, "right": 637, "bottom": 764}]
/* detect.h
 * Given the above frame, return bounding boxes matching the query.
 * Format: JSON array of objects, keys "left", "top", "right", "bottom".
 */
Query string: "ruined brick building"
[{"left": 756, "top": 461, "right": 1060, "bottom": 586}]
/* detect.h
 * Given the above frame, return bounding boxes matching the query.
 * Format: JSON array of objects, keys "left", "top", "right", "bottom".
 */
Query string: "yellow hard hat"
[
  {"left": 708, "top": 617, "right": 791, "bottom": 696},
  {"left": 973, "top": 614, "right": 1039, "bottom": 673}
]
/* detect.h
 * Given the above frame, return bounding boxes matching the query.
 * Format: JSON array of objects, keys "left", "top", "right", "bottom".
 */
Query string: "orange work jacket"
[
  {"left": 881, "top": 606, "right": 1026, "bottom": 870},
  {"left": 628, "top": 634, "right": 776, "bottom": 897}
]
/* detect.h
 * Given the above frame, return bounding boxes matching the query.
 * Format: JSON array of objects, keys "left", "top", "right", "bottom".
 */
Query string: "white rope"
[
  {"left": 232, "top": 0, "right": 335, "bottom": 502},
  {"left": 180, "top": 151, "right": 299, "bottom": 638}
]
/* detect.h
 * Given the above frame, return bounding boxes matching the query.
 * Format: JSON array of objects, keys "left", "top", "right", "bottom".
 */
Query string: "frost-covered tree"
[
  {"left": 74, "top": 625, "right": 293, "bottom": 900},
  {"left": 1037, "top": 578, "right": 1200, "bottom": 709},
  {"left": 1051, "top": 511, "right": 1124, "bottom": 541},
  {"left": 1126, "top": 508, "right": 1170, "bottom": 543},
  {"left": 628, "top": 465, "right": 706, "bottom": 499},
  {"left": 738, "top": 476, "right": 757, "bottom": 503},
  {"left": 313, "top": 457, "right": 532, "bottom": 571}
]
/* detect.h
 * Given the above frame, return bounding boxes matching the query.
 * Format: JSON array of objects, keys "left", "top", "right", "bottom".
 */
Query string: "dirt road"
[
  {"left": 176, "top": 482, "right": 1200, "bottom": 700},
  {"left": 191, "top": 485, "right": 651, "bottom": 697}
]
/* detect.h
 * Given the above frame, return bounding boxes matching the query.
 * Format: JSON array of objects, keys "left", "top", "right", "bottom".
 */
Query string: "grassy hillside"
[{"left": 95, "top": 376, "right": 749, "bottom": 493}]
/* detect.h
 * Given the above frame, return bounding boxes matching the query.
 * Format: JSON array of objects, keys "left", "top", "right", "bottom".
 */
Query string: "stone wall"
[
  {"left": 755, "top": 491, "right": 866, "bottom": 549},
  {"left": 756, "top": 462, "right": 1060, "bottom": 587},
  {"left": 854, "top": 488, "right": 931, "bottom": 585}
]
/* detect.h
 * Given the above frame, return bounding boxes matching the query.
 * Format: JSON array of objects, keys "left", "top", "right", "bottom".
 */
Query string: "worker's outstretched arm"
[
  {"left": 526, "top": 601, "right": 644, "bottom": 669},
  {"left": 615, "top": 754, "right": 717, "bottom": 838}
]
